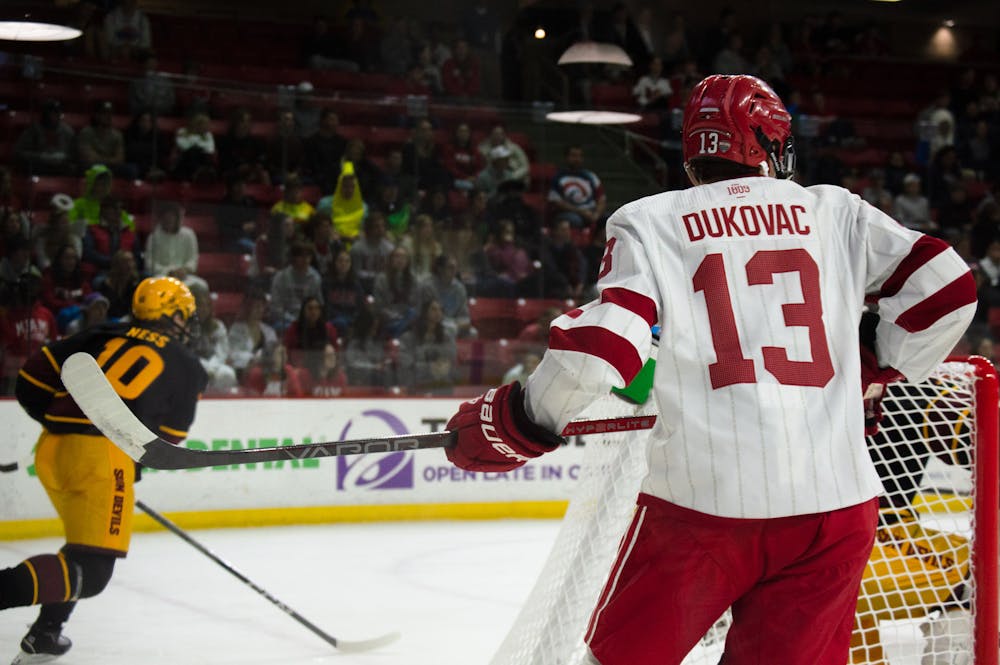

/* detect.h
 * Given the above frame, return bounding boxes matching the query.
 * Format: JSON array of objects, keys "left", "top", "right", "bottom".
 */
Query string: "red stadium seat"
[
  {"left": 478, "top": 338, "right": 517, "bottom": 384},
  {"left": 199, "top": 252, "right": 249, "bottom": 291},
  {"left": 27, "top": 175, "right": 83, "bottom": 203},
  {"left": 455, "top": 338, "right": 482, "bottom": 383},
  {"left": 185, "top": 215, "right": 221, "bottom": 251},
  {"left": 590, "top": 83, "right": 634, "bottom": 109},
  {"left": 989, "top": 307, "right": 1000, "bottom": 340},
  {"left": 0, "top": 80, "right": 29, "bottom": 110},
  {"left": 187, "top": 182, "right": 227, "bottom": 203},
  {"left": 468, "top": 297, "right": 523, "bottom": 340},
  {"left": 515, "top": 298, "right": 573, "bottom": 326},
  {"left": 211, "top": 291, "right": 245, "bottom": 323},
  {"left": 530, "top": 162, "right": 558, "bottom": 190}
]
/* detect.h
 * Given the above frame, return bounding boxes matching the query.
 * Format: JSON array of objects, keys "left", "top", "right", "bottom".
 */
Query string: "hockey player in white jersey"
[{"left": 444, "top": 74, "right": 976, "bottom": 665}]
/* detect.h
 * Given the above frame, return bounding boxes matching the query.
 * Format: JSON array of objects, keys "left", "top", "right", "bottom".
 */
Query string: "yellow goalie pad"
[
  {"left": 850, "top": 512, "right": 970, "bottom": 664},
  {"left": 857, "top": 516, "right": 970, "bottom": 621}
]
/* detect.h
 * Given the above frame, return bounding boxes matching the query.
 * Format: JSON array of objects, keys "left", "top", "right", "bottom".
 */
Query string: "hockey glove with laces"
[{"left": 446, "top": 382, "right": 564, "bottom": 472}]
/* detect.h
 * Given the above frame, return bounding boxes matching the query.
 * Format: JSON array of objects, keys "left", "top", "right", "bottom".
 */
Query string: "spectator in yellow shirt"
[{"left": 270, "top": 174, "right": 315, "bottom": 224}]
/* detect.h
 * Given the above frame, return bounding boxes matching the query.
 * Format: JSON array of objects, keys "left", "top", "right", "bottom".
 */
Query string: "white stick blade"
[
  {"left": 60, "top": 351, "right": 157, "bottom": 463},
  {"left": 335, "top": 631, "right": 402, "bottom": 653}
]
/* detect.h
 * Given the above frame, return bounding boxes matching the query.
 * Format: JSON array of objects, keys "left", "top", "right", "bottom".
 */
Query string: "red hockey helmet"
[{"left": 682, "top": 75, "right": 795, "bottom": 179}]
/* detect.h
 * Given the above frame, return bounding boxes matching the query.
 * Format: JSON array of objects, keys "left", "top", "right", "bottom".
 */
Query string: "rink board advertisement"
[{"left": 0, "top": 398, "right": 592, "bottom": 529}]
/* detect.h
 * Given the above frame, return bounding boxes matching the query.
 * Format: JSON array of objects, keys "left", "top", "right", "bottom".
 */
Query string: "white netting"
[
  {"left": 490, "top": 397, "right": 651, "bottom": 665},
  {"left": 492, "top": 360, "right": 997, "bottom": 665}
]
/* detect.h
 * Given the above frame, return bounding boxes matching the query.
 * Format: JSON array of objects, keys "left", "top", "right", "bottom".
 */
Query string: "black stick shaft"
[{"left": 135, "top": 500, "right": 343, "bottom": 648}]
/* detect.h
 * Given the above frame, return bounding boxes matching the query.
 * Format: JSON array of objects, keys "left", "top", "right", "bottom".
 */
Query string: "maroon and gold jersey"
[{"left": 16, "top": 322, "right": 207, "bottom": 443}]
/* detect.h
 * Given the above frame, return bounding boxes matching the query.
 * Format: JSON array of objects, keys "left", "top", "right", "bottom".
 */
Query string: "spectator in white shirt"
[
  {"left": 476, "top": 125, "right": 529, "bottom": 186},
  {"left": 172, "top": 112, "right": 216, "bottom": 182},
  {"left": 189, "top": 283, "right": 238, "bottom": 394},
  {"left": 893, "top": 173, "right": 936, "bottom": 233},
  {"left": 144, "top": 201, "right": 207, "bottom": 292},
  {"left": 632, "top": 56, "right": 673, "bottom": 110}
]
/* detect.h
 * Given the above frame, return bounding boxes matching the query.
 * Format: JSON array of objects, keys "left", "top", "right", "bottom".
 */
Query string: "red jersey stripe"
[
  {"left": 878, "top": 235, "right": 950, "bottom": 298},
  {"left": 895, "top": 271, "right": 977, "bottom": 333},
  {"left": 549, "top": 326, "right": 644, "bottom": 383},
  {"left": 601, "top": 287, "right": 658, "bottom": 327}
]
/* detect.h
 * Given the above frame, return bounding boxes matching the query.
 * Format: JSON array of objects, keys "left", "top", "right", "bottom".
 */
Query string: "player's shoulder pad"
[{"left": 803, "top": 182, "right": 863, "bottom": 207}]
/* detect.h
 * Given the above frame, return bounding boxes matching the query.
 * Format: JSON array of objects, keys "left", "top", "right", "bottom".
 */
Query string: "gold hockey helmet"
[{"left": 132, "top": 276, "right": 196, "bottom": 323}]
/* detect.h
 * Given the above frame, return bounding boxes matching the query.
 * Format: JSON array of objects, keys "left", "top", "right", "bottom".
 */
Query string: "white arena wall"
[{"left": 0, "top": 398, "right": 586, "bottom": 538}]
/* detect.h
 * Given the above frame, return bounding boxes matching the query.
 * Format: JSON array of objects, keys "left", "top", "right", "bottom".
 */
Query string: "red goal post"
[{"left": 490, "top": 357, "right": 999, "bottom": 665}]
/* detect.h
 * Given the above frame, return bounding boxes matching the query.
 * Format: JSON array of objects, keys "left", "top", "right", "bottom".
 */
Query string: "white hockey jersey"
[{"left": 525, "top": 177, "right": 976, "bottom": 519}]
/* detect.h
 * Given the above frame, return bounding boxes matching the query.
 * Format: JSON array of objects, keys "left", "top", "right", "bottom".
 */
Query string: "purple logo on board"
[{"left": 336, "top": 409, "right": 414, "bottom": 490}]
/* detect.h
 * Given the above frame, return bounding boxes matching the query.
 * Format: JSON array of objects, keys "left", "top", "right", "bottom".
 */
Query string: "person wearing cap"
[
  {"left": 13, "top": 100, "right": 77, "bottom": 177},
  {"left": 35, "top": 198, "right": 82, "bottom": 271},
  {"left": 77, "top": 100, "right": 135, "bottom": 180},
  {"left": 476, "top": 124, "right": 529, "bottom": 185},
  {"left": 893, "top": 172, "right": 935, "bottom": 233},
  {"left": 64, "top": 292, "right": 110, "bottom": 335},
  {"left": 292, "top": 81, "right": 321, "bottom": 139},
  {"left": 475, "top": 144, "right": 519, "bottom": 199}
]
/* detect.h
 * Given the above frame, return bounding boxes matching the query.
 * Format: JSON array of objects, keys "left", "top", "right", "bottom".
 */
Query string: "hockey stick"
[
  {"left": 135, "top": 499, "right": 400, "bottom": 653},
  {"left": 0, "top": 448, "right": 39, "bottom": 473},
  {"left": 60, "top": 352, "right": 657, "bottom": 471}
]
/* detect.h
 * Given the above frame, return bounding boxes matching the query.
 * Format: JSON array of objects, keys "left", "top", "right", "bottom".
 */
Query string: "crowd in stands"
[{"left": 0, "top": 1, "right": 998, "bottom": 397}]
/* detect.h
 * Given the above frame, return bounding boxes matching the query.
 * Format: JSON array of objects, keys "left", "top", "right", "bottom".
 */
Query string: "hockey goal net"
[{"left": 491, "top": 357, "right": 998, "bottom": 665}]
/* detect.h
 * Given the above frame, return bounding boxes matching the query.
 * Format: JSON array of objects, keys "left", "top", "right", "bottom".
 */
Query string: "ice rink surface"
[
  {"left": 0, "top": 520, "right": 559, "bottom": 665},
  {"left": 0, "top": 517, "right": 961, "bottom": 665}
]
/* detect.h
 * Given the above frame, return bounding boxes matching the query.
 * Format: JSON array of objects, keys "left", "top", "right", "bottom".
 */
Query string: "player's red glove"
[
  {"left": 446, "top": 382, "right": 564, "bottom": 472},
  {"left": 860, "top": 344, "right": 904, "bottom": 394},
  {"left": 860, "top": 344, "right": 904, "bottom": 436}
]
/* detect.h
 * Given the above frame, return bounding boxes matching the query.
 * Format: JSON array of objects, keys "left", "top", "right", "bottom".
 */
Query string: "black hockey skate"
[{"left": 10, "top": 623, "right": 72, "bottom": 665}]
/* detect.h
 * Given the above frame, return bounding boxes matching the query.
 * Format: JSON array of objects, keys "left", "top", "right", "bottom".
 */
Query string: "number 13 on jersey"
[
  {"left": 598, "top": 238, "right": 833, "bottom": 390},
  {"left": 694, "top": 248, "right": 833, "bottom": 390}
]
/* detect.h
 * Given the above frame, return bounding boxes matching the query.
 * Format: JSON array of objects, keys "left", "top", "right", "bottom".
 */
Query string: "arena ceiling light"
[
  {"left": 0, "top": 20, "right": 81, "bottom": 41},
  {"left": 557, "top": 41, "right": 633, "bottom": 67},
  {"left": 545, "top": 110, "right": 642, "bottom": 125}
]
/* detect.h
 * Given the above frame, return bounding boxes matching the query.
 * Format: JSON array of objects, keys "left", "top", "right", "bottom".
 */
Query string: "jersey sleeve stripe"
[
  {"left": 18, "top": 369, "right": 58, "bottom": 394},
  {"left": 44, "top": 414, "right": 92, "bottom": 425},
  {"left": 895, "top": 271, "right": 977, "bottom": 333},
  {"left": 159, "top": 424, "right": 188, "bottom": 438},
  {"left": 41, "top": 346, "right": 61, "bottom": 374},
  {"left": 549, "top": 326, "right": 644, "bottom": 383},
  {"left": 877, "top": 235, "right": 949, "bottom": 298},
  {"left": 600, "top": 287, "right": 658, "bottom": 327}
]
